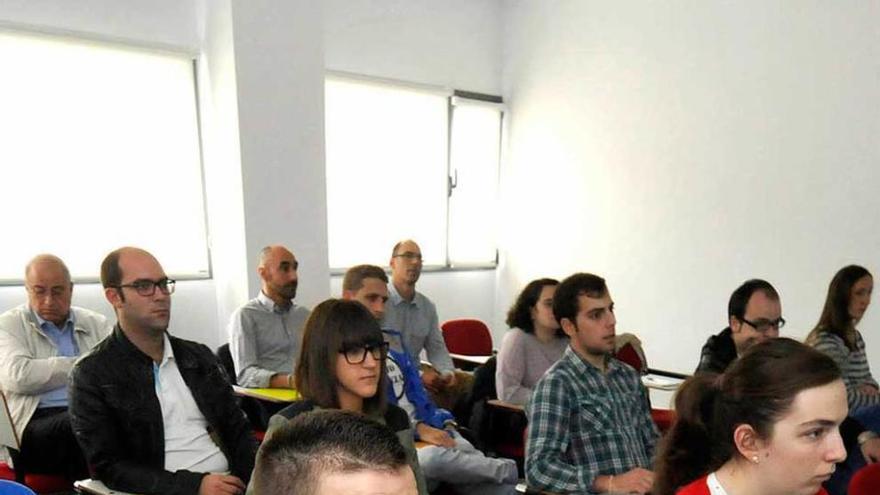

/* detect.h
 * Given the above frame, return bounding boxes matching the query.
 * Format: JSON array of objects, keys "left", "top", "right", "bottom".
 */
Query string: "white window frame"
[
  {"left": 0, "top": 29, "right": 211, "bottom": 284},
  {"left": 324, "top": 72, "right": 504, "bottom": 273}
]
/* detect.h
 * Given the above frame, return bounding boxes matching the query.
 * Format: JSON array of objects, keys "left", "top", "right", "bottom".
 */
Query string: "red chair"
[
  {"left": 441, "top": 318, "right": 493, "bottom": 355},
  {"left": 441, "top": 318, "right": 494, "bottom": 370},
  {"left": 0, "top": 392, "right": 72, "bottom": 494},
  {"left": 850, "top": 462, "right": 880, "bottom": 495},
  {"left": 613, "top": 333, "right": 688, "bottom": 434}
]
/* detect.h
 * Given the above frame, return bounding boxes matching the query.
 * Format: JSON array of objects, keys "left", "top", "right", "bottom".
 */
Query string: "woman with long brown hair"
[
  {"left": 654, "top": 338, "right": 847, "bottom": 495},
  {"left": 806, "top": 265, "right": 877, "bottom": 414}
]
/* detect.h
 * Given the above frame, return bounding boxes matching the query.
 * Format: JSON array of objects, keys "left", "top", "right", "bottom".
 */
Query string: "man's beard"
[{"left": 278, "top": 281, "right": 298, "bottom": 300}]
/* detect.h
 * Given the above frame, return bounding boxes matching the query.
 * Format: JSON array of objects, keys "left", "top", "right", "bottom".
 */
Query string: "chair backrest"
[
  {"left": 614, "top": 333, "right": 647, "bottom": 373},
  {"left": 0, "top": 392, "right": 21, "bottom": 450},
  {"left": 440, "top": 318, "right": 493, "bottom": 356},
  {"left": 215, "top": 344, "right": 238, "bottom": 386},
  {"left": 0, "top": 480, "right": 36, "bottom": 495},
  {"left": 851, "top": 463, "right": 880, "bottom": 495}
]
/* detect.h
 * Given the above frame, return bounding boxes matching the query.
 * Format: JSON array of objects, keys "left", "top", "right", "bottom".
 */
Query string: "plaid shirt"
[{"left": 526, "top": 346, "right": 658, "bottom": 494}]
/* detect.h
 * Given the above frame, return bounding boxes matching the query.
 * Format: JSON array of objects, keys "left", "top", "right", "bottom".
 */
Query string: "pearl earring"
[{"left": 751, "top": 455, "right": 760, "bottom": 464}]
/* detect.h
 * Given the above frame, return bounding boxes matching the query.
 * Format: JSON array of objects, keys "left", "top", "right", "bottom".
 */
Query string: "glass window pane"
[
  {"left": 0, "top": 31, "right": 209, "bottom": 281},
  {"left": 325, "top": 78, "right": 448, "bottom": 268},
  {"left": 448, "top": 102, "right": 501, "bottom": 265}
]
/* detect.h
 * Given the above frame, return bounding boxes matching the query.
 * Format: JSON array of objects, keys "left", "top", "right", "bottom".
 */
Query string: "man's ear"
[
  {"left": 257, "top": 265, "right": 268, "bottom": 282},
  {"left": 732, "top": 423, "right": 766, "bottom": 464},
  {"left": 104, "top": 287, "right": 122, "bottom": 308},
  {"left": 560, "top": 318, "right": 577, "bottom": 337},
  {"left": 342, "top": 289, "right": 354, "bottom": 301},
  {"left": 730, "top": 316, "right": 741, "bottom": 333}
]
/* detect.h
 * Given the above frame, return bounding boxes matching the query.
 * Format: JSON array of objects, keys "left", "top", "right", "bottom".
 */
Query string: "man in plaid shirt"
[{"left": 526, "top": 273, "right": 658, "bottom": 494}]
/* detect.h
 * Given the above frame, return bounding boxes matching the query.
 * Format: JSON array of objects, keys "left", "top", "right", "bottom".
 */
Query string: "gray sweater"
[{"left": 495, "top": 328, "right": 568, "bottom": 405}]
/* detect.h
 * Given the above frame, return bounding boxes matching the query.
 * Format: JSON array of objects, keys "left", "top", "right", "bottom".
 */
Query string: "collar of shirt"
[
  {"left": 32, "top": 306, "right": 75, "bottom": 334},
  {"left": 387, "top": 283, "right": 421, "bottom": 308},
  {"left": 257, "top": 290, "right": 293, "bottom": 314},
  {"left": 564, "top": 345, "right": 622, "bottom": 377},
  {"left": 158, "top": 332, "right": 177, "bottom": 367}
]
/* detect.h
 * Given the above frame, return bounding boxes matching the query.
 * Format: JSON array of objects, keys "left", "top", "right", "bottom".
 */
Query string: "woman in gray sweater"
[{"left": 496, "top": 278, "right": 568, "bottom": 405}]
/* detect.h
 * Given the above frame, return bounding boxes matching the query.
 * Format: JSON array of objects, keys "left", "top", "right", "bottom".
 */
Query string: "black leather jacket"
[
  {"left": 695, "top": 327, "right": 737, "bottom": 374},
  {"left": 69, "top": 326, "right": 256, "bottom": 495}
]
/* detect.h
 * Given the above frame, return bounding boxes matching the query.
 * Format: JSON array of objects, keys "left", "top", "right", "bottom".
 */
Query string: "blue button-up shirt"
[
  {"left": 34, "top": 310, "right": 79, "bottom": 408},
  {"left": 381, "top": 284, "right": 454, "bottom": 374}
]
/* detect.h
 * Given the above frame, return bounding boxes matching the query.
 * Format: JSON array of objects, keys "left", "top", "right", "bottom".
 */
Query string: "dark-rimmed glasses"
[
  {"left": 339, "top": 342, "right": 389, "bottom": 364},
  {"left": 392, "top": 252, "right": 423, "bottom": 262},
  {"left": 740, "top": 317, "right": 786, "bottom": 334},
  {"left": 113, "top": 278, "right": 176, "bottom": 297}
]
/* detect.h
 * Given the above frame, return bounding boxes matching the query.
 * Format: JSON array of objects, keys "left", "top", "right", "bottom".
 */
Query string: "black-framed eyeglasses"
[
  {"left": 114, "top": 278, "right": 176, "bottom": 297},
  {"left": 339, "top": 342, "right": 389, "bottom": 364},
  {"left": 740, "top": 317, "right": 786, "bottom": 334},
  {"left": 392, "top": 252, "right": 423, "bottom": 262}
]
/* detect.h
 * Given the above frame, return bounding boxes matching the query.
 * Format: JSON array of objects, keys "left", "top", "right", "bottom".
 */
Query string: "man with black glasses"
[
  {"left": 0, "top": 254, "right": 111, "bottom": 480},
  {"left": 696, "top": 279, "right": 784, "bottom": 373},
  {"left": 381, "top": 239, "right": 456, "bottom": 392},
  {"left": 69, "top": 247, "right": 256, "bottom": 495}
]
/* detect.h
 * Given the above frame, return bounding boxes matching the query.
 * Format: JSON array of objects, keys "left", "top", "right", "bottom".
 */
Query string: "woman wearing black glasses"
[{"left": 260, "top": 298, "right": 427, "bottom": 494}]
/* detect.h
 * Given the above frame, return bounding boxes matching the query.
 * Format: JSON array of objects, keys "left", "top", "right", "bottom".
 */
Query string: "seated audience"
[
  {"left": 227, "top": 245, "right": 310, "bottom": 427},
  {"left": 696, "top": 279, "right": 783, "bottom": 373},
  {"left": 654, "top": 338, "right": 847, "bottom": 495},
  {"left": 695, "top": 276, "right": 878, "bottom": 494},
  {"left": 70, "top": 247, "right": 256, "bottom": 495},
  {"left": 381, "top": 239, "right": 456, "bottom": 393},
  {"left": 496, "top": 278, "right": 566, "bottom": 405},
  {"left": 259, "top": 298, "right": 428, "bottom": 495},
  {"left": 526, "top": 273, "right": 658, "bottom": 494},
  {"left": 251, "top": 409, "right": 418, "bottom": 495},
  {"left": 227, "top": 245, "right": 310, "bottom": 388},
  {"left": 342, "top": 264, "right": 517, "bottom": 494},
  {"left": 807, "top": 265, "right": 879, "bottom": 417},
  {"left": 0, "top": 254, "right": 111, "bottom": 480}
]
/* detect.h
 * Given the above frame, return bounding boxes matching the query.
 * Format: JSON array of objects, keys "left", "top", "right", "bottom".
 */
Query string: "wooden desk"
[{"left": 232, "top": 385, "right": 300, "bottom": 403}]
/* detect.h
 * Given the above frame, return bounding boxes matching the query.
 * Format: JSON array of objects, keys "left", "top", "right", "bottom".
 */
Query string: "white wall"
[
  {"left": 0, "top": 0, "right": 199, "bottom": 50},
  {"left": 500, "top": 1, "right": 880, "bottom": 373},
  {"left": 324, "top": 0, "right": 502, "bottom": 94}
]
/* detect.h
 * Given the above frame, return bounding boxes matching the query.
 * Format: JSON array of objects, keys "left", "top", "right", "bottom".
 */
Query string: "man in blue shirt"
[
  {"left": 343, "top": 264, "right": 518, "bottom": 494},
  {"left": 381, "top": 240, "right": 456, "bottom": 393},
  {"left": 0, "top": 254, "right": 111, "bottom": 479}
]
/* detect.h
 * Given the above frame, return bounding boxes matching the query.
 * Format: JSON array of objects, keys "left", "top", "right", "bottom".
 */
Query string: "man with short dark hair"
[
  {"left": 381, "top": 240, "right": 455, "bottom": 392},
  {"left": 0, "top": 254, "right": 111, "bottom": 479},
  {"left": 252, "top": 409, "right": 417, "bottom": 495},
  {"left": 342, "top": 265, "right": 517, "bottom": 494},
  {"left": 227, "top": 245, "right": 310, "bottom": 389},
  {"left": 526, "top": 273, "right": 657, "bottom": 495},
  {"left": 70, "top": 247, "right": 256, "bottom": 495},
  {"left": 696, "top": 279, "right": 783, "bottom": 373}
]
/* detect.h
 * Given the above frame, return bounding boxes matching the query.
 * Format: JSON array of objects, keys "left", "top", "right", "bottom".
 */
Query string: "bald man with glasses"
[
  {"left": 70, "top": 247, "right": 256, "bottom": 495},
  {"left": 0, "top": 254, "right": 111, "bottom": 480}
]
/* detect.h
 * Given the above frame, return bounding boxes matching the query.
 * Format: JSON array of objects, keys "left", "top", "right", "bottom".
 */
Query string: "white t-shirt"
[
  {"left": 154, "top": 334, "right": 229, "bottom": 474},
  {"left": 706, "top": 472, "right": 729, "bottom": 495}
]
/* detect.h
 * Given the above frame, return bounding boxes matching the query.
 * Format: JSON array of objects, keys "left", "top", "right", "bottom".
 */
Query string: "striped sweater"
[{"left": 810, "top": 330, "right": 879, "bottom": 411}]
